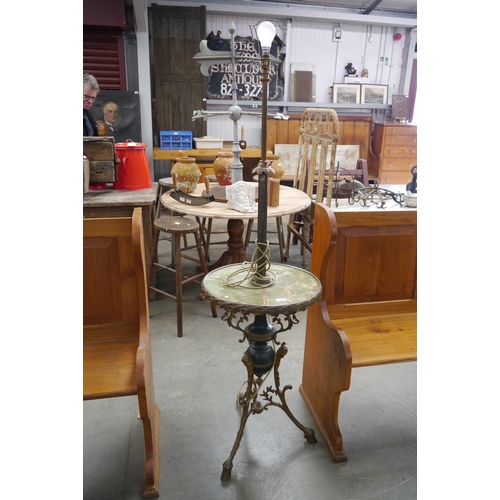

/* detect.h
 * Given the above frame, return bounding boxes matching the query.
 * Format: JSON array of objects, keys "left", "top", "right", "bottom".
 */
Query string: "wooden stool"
[
  {"left": 149, "top": 216, "right": 217, "bottom": 337},
  {"left": 154, "top": 177, "right": 188, "bottom": 258},
  {"left": 196, "top": 216, "right": 228, "bottom": 262},
  {"left": 155, "top": 177, "right": 174, "bottom": 219}
]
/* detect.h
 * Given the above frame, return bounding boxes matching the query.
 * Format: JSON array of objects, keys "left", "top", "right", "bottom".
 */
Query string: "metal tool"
[
  {"left": 170, "top": 188, "right": 215, "bottom": 205},
  {"left": 168, "top": 173, "right": 215, "bottom": 205}
]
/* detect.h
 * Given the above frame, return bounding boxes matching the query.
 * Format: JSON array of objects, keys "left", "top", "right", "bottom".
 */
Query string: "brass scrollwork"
[
  {"left": 221, "top": 309, "right": 249, "bottom": 338},
  {"left": 270, "top": 313, "right": 300, "bottom": 335}
]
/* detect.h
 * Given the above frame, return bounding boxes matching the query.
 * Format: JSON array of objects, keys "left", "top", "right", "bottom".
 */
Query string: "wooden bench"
[
  {"left": 83, "top": 208, "right": 160, "bottom": 498},
  {"left": 299, "top": 202, "right": 417, "bottom": 462}
]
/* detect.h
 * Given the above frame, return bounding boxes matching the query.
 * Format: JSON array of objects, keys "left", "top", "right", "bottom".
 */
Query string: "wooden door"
[{"left": 151, "top": 4, "right": 207, "bottom": 145}]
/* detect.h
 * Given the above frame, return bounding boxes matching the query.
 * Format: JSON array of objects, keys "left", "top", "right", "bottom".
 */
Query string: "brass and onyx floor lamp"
[{"left": 201, "top": 20, "right": 322, "bottom": 482}]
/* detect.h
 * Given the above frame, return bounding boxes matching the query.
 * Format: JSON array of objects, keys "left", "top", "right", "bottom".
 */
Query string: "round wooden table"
[{"left": 161, "top": 182, "right": 311, "bottom": 269}]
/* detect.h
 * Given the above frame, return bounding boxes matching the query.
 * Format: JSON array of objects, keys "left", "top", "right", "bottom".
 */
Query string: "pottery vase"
[
  {"left": 268, "top": 154, "right": 285, "bottom": 180},
  {"left": 171, "top": 156, "right": 201, "bottom": 193},
  {"left": 213, "top": 151, "right": 234, "bottom": 186},
  {"left": 267, "top": 154, "right": 284, "bottom": 207}
]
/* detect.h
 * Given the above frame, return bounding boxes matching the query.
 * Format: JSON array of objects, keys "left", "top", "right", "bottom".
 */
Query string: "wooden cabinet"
[
  {"left": 371, "top": 124, "right": 417, "bottom": 184},
  {"left": 267, "top": 115, "right": 374, "bottom": 162}
]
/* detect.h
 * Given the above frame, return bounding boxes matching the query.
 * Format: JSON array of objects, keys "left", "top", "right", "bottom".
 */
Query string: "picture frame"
[
  {"left": 89, "top": 90, "right": 142, "bottom": 142},
  {"left": 275, "top": 144, "right": 360, "bottom": 181},
  {"left": 274, "top": 144, "right": 300, "bottom": 180},
  {"left": 391, "top": 94, "right": 408, "bottom": 120},
  {"left": 332, "top": 84, "right": 360, "bottom": 104},
  {"left": 360, "top": 84, "right": 388, "bottom": 105}
]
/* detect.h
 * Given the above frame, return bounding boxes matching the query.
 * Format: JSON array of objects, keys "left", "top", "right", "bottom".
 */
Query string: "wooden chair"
[
  {"left": 83, "top": 207, "right": 160, "bottom": 499},
  {"left": 284, "top": 108, "right": 340, "bottom": 259},
  {"left": 318, "top": 158, "right": 369, "bottom": 206},
  {"left": 344, "top": 158, "right": 369, "bottom": 186}
]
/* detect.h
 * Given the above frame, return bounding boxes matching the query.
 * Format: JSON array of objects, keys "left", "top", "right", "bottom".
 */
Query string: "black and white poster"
[{"left": 206, "top": 35, "right": 285, "bottom": 101}]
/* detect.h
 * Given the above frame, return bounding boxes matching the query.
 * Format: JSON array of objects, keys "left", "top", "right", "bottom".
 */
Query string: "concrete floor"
[{"left": 83, "top": 217, "right": 417, "bottom": 500}]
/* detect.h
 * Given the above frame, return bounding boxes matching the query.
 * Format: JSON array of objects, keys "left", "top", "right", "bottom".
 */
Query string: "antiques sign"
[{"left": 206, "top": 35, "right": 285, "bottom": 101}]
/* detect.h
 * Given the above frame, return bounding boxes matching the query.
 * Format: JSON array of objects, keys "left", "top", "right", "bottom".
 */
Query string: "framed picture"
[
  {"left": 392, "top": 94, "right": 408, "bottom": 119},
  {"left": 275, "top": 144, "right": 360, "bottom": 180},
  {"left": 89, "top": 90, "right": 142, "bottom": 142},
  {"left": 332, "top": 84, "right": 360, "bottom": 104},
  {"left": 274, "top": 144, "right": 300, "bottom": 180},
  {"left": 360, "top": 84, "right": 388, "bottom": 105}
]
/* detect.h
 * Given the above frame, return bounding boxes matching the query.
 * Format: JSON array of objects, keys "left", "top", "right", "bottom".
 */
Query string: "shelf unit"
[{"left": 205, "top": 99, "right": 390, "bottom": 119}]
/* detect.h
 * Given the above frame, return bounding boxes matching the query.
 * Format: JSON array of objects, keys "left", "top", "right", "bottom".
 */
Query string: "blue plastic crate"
[{"left": 159, "top": 130, "right": 193, "bottom": 150}]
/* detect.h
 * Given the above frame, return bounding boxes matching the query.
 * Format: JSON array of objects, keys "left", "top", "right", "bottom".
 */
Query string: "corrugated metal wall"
[{"left": 83, "top": 29, "right": 127, "bottom": 90}]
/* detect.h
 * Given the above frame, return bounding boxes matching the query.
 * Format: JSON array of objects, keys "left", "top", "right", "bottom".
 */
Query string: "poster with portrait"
[{"left": 89, "top": 90, "right": 142, "bottom": 143}]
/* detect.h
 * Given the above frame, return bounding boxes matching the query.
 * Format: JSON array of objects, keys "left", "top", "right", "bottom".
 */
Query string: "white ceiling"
[
  {"left": 253, "top": 0, "right": 417, "bottom": 17},
  {"left": 143, "top": 1, "right": 417, "bottom": 28}
]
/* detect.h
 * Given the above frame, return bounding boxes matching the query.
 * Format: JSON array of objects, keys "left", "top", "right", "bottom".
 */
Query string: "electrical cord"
[{"left": 223, "top": 240, "right": 276, "bottom": 288}]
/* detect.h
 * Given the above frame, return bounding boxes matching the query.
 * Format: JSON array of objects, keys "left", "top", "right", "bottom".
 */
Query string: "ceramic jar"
[
  {"left": 267, "top": 154, "right": 285, "bottom": 180},
  {"left": 404, "top": 192, "right": 417, "bottom": 207},
  {"left": 213, "top": 151, "right": 234, "bottom": 186},
  {"left": 267, "top": 154, "right": 284, "bottom": 207},
  {"left": 171, "top": 156, "right": 201, "bottom": 193}
]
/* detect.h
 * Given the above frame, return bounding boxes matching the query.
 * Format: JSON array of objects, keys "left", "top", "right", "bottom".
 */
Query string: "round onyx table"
[
  {"left": 201, "top": 262, "right": 322, "bottom": 481},
  {"left": 161, "top": 182, "right": 311, "bottom": 270}
]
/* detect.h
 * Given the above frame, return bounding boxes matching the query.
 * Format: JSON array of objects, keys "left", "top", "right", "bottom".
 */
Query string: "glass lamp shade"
[{"left": 257, "top": 21, "right": 276, "bottom": 52}]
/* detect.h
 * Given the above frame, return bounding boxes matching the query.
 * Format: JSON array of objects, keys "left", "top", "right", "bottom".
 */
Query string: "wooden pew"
[
  {"left": 83, "top": 208, "right": 160, "bottom": 498},
  {"left": 299, "top": 202, "right": 417, "bottom": 462}
]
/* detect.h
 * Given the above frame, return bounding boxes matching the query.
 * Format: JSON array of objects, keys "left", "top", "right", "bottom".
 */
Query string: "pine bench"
[
  {"left": 83, "top": 208, "right": 160, "bottom": 498},
  {"left": 299, "top": 202, "right": 417, "bottom": 461}
]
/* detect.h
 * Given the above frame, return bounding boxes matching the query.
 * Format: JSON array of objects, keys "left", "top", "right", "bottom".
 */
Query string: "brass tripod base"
[{"left": 221, "top": 341, "right": 317, "bottom": 481}]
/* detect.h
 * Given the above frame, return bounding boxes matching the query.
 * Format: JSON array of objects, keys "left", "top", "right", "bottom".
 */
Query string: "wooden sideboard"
[
  {"left": 267, "top": 115, "right": 374, "bottom": 163},
  {"left": 371, "top": 123, "right": 417, "bottom": 184},
  {"left": 153, "top": 146, "right": 264, "bottom": 162},
  {"left": 152, "top": 146, "right": 267, "bottom": 182},
  {"left": 152, "top": 117, "right": 417, "bottom": 186},
  {"left": 268, "top": 116, "right": 419, "bottom": 185}
]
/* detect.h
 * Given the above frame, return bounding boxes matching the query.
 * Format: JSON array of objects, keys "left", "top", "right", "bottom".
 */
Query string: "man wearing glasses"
[{"left": 83, "top": 74, "right": 99, "bottom": 136}]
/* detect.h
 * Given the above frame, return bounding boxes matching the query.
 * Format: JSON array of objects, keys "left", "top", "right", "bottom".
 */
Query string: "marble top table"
[
  {"left": 201, "top": 262, "right": 321, "bottom": 318},
  {"left": 201, "top": 261, "right": 322, "bottom": 481}
]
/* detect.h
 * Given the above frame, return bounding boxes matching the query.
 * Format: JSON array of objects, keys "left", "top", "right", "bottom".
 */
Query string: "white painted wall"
[{"left": 202, "top": 13, "right": 416, "bottom": 148}]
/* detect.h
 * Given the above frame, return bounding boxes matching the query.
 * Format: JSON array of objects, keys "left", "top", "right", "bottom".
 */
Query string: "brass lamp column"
[
  {"left": 244, "top": 21, "right": 278, "bottom": 383},
  {"left": 252, "top": 20, "right": 276, "bottom": 286}
]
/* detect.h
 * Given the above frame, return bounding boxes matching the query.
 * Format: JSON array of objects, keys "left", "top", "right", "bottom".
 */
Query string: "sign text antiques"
[{"left": 206, "top": 35, "right": 285, "bottom": 101}]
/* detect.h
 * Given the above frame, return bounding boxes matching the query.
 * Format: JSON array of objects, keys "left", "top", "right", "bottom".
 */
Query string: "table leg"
[
  {"left": 221, "top": 315, "right": 317, "bottom": 481},
  {"left": 207, "top": 218, "right": 248, "bottom": 271}
]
